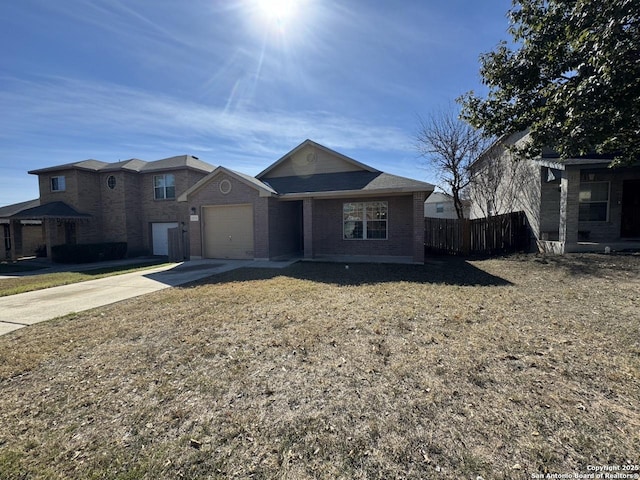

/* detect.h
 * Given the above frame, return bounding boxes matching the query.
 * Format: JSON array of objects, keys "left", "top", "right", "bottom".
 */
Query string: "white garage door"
[
  {"left": 152, "top": 222, "right": 178, "bottom": 256},
  {"left": 203, "top": 204, "right": 254, "bottom": 259}
]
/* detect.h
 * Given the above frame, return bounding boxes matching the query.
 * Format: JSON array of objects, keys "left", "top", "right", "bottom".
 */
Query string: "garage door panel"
[{"left": 203, "top": 205, "right": 254, "bottom": 259}]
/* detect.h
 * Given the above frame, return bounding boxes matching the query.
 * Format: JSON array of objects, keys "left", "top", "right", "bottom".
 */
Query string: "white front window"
[
  {"left": 343, "top": 201, "right": 388, "bottom": 240},
  {"left": 51, "top": 176, "right": 66, "bottom": 192},
  {"left": 154, "top": 174, "right": 175, "bottom": 200}
]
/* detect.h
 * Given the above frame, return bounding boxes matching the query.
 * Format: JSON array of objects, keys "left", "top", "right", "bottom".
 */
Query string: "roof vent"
[{"left": 191, "top": 155, "right": 199, "bottom": 160}]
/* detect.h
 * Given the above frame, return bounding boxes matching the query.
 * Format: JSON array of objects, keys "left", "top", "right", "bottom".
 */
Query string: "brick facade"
[
  {"left": 184, "top": 173, "right": 269, "bottom": 259},
  {"left": 26, "top": 142, "right": 433, "bottom": 263},
  {"left": 35, "top": 165, "right": 209, "bottom": 256},
  {"left": 311, "top": 196, "right": 414, "bottom": 258}
]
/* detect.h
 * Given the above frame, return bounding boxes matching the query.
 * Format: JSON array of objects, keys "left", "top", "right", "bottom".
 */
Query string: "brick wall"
[
  {"left": 412, "top": 192, "right": 426, "bottom": 263},
  {"left": 312, "top": 195, "right": 414, "bottom": 257},
  {"left": 38, "top": 169, "right": 103, "bottom": 245},
  {"left": 268, "top": 199, "right": 302, "bottom": 258},
  {"left": 138, "top": 170, "right": 206, "bottom": 253},
  {"left": 100, "top": 171, "right": 128, "bottom": 243}
]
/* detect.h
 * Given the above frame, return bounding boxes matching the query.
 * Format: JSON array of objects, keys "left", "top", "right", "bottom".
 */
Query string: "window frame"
[
  {"left": 50, "top": 176, "right": 66, "bottom": 192},
  {"left": 153, "top": 174, "right": 176, "bottom": 200},
  {"left": 435, "top": 202, "right": 444, "bottom": 214},
  {"left": 578, "top": 181, "right": 610, "bottom": 222},
  {"left": 343, "top": 201, "right": 388, "bottom": 240}
]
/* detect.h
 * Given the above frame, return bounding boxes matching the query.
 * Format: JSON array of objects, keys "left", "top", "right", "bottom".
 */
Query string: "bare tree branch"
[{"left": 416, "top": 108, "right": 489, "bottom": 219}]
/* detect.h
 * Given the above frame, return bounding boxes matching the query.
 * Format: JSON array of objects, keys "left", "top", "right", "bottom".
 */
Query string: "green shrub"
[{"left": 51, "top": 242, "right": 127, "bottom": 263}]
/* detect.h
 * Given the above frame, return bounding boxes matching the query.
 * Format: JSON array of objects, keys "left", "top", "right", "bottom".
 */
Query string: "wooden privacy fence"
[{"left": 425, "top": 211, "right": 530, "bottom": 255}]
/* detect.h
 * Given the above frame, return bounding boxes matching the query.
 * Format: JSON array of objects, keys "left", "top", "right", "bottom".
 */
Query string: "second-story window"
[
  {"left": 154, "top": 174, "right": 175, "bottom": 200},
  {"left": 51, "top": 176, "right": 66, "bottom": 192}
]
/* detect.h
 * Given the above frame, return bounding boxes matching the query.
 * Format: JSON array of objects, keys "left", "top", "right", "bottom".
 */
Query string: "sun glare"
[{"left": 254, "top": 0, "right": 299, "bottom": 28}]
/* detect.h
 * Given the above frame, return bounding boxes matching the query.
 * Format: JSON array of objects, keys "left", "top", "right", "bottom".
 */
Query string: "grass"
[
  {"left": 0, "top": 260, "right": 169, "bottom": 297},
  {"left": 0, "top": 254, "right": 638, "bottom": 479}
]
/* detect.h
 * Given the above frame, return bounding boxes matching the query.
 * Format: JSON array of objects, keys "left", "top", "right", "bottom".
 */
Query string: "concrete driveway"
[{"left": 0, "top": 259, "right": 296, "bottom": 336}]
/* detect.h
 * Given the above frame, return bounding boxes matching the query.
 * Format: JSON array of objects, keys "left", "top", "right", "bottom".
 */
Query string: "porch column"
[
  {"left": 559, "top": 169, "right": 580, "bottom": 252},
  {"left": 303, "top": 198, "right": 314, "bottom": 259},
  {"left": 413, "top": 192, "right": 426, "bottom": 263},
  {"left": 44, "top": 218, "right": 58, "bottom": 260},
  {"left": 9, "top": 220, "right": 23, "bottom": 262}
]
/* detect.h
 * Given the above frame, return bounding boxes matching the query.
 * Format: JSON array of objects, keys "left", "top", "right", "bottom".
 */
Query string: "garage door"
[
  {"left": 152, "top": 222, "right": 178, "bottom": 256},
  {"left": 203, "top": 204, "right": 254, "bottom": 259}
]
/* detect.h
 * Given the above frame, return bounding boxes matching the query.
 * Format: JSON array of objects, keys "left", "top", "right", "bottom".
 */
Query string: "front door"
[
  {"left": 621, "top": 180, "right": 640, "bottom": 237},
  {"left": 152, "top": 222, "right": 179, "bottom": 256}
]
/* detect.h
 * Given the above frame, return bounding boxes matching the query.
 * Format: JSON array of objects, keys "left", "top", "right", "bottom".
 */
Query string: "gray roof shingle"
[
  {"left": 263, "top": 171, "right": 433, "bottom": 195},
  {"left": 10, "top": 201, "right": 91, "bottom": 219},
  {"left": 0, "top": 198, "right": 40, "bottom": 218},
  {"left": 29, "top": 155, "right": 215, "bottom": 175}
]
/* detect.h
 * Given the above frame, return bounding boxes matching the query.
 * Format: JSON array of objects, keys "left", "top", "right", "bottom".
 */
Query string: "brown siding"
[{"left": 312, "top": 196, "right": 414, "bottom": 257}]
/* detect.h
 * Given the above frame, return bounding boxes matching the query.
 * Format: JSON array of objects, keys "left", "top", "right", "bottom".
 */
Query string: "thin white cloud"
[{"left": 0, "top": 75, "right": 413, "bottom": 163}]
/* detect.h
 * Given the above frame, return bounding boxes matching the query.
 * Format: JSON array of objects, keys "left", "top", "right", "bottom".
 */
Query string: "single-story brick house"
[
  {"left": 3, "top": 140, "right": 434, "bottom": 263},
  {"left": 180, "top": 140, "right": 434, "bottom": 263}
]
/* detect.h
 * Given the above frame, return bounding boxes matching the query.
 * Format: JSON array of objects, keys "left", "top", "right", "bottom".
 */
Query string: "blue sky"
[{"left": 0, "top": 0, "right": 512, "bottom": 206}]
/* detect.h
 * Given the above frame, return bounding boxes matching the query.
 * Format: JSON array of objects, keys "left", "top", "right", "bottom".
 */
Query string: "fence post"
[{"left": 462, "top": 219, "right": 471, "bottom": 255}]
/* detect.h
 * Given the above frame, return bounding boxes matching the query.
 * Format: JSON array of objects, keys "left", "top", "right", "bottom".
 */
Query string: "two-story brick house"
[{"left": 5, "top": 155, "right": 214, "bottom": 260}]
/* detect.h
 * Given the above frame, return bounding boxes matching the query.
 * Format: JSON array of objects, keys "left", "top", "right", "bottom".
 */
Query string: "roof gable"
[
  {"left": 257, "top": 139, "right": 379, "bottom": 179},
  {"left": 424, "top": 192, "right": 453, "bottom": 204},
  {"left": 177, "top": 166, "right": 276, "bottom": 202}
]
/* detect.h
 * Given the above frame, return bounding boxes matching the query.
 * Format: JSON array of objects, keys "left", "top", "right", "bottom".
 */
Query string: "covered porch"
[
  {"left": 537, "top": 161, "right": 640, "bottom": 254},
  {"left": 6, "top": 201, "right": 91, "bottom": 262}
]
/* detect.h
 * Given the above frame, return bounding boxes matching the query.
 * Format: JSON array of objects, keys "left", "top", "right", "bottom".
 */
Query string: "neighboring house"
[
  {"left": 3, "top": 155, "right": 215, "bottom": 261},
  {"left": 468, "top": 132, "right": 640, "bottom": 253},
  {"left": 180, "top": 140, "right": 434, "bottom": 263},
  {"left": 424, "top": 192, "right": 470, "bottom": 219},
  {"left": 0, "top": 199, "right": 43, "bottom": 259},
  {"left": 3, "top": 140, "right": 434, "bottom": 263}
]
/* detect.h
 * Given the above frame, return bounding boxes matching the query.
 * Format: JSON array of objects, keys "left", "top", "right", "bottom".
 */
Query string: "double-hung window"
[
  {"left": 154, "top": 174, "right": 175, "bottom": 200},
  {"left": 343, "top": 201, "right": 388, "bottom": 240},
  {"left": 579, "top": 181, "right": 609, "bottom": 222},
  {"left": 51, "top": 176, "right": 66, "bottom": 192}
]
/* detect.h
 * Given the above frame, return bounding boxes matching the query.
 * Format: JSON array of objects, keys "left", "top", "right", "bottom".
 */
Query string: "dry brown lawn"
[{"left": 0, "top": 254, "right": 639, "bottom": 479}]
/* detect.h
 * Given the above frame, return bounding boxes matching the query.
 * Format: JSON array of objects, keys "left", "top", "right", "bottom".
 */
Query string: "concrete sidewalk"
[{"left": 0, "top": 259, "right": 297, "bottom": 336}]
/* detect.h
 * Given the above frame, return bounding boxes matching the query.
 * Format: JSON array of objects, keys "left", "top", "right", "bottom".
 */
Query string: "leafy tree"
[
  {"left": 416, "top": 109, "right": 488, "bottom": 219},
  {"left": 459, "top": 0, "right": 640, "bottom": 165}
]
